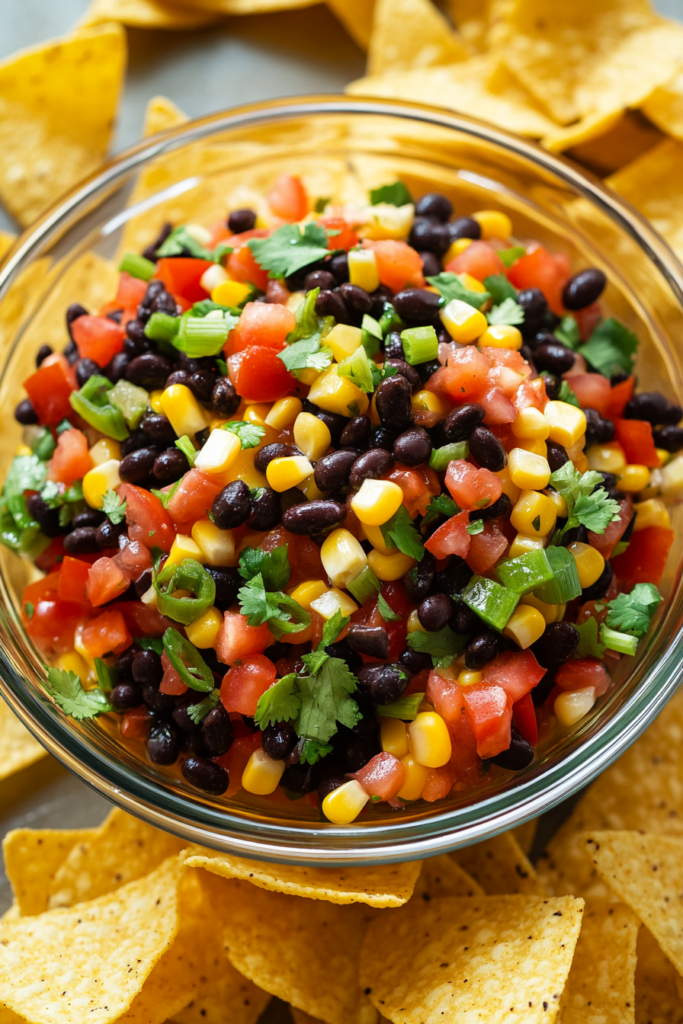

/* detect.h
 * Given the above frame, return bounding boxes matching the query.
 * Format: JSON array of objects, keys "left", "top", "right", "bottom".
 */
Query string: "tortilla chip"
[
  {"left": 79, "top": 0, "right": 223, "bottom": 28},
  {"left": 0, "top": 698, "right": 46, "bottom": 781},
  {"left": 412, "top": 854, "right": 483, "bottom": 901},
  {"left": 181, "top": 847, "right": 420, "bottom": 907},
  {"left": 3, "top": 827, "right": 98, "bottom": 916},
  {"left": 0, "top": 857, "right": 181, "bottom": 1024},
  {"left": 642, "top": 68, "right": 683, "bottom": 142},
  {"left": 513, "top": 818, "right": 538, "bottom": 856},
  {"left": 447, "top": 0, "right": 504, "bottom": 51},
  {"left": 291, "top": 1008, "right": 378, "bottom": 1024},
  {"left": 562, "top": 902, "right": 639, "bottom": 1024},
  {"left": 172, "top": 968, "right": 270, "bottom": 1024},
  {"left": 564, "top": 110, "right": 665, "bottom": 176},
  {"left": 635, "top": 925, "right": 683, "bottom": 1024},
  {"left": 494, "top": 0, "right": 683, "bottom": 126},
  {"left": 543, "top": 110, "right": 624, "bottom": 154},
  {"left": 537, "top": 687, "right": 683, "bottom": 899},
  {"left": 0, "top": 24, "right": 126, "bottom": 227},
  {"left": 368, "top": 0, "right": 468, "bottom": 76},
  {"left": 607, "top": 138, "right": 683, "bottom": 260},
  {"left": 144, "top": 96, "right": 189, "bottom": 137},
  {"left": 326, "top": 0, "right": 375, "bottom": 49},
  {"left": 173, "top": 0, "right": 316, "bottom": 12},
  {"left": 290, "top": 1010, "right": 323, "bottom": 1024},
  {"left": 48, "top": 807, "right": 186, "bottom": 909},
  {"left": 452, "top": 830, "right": 545, "bottom": 895},
  {"left": 223, "top": 879, "right": 368, "bottom": 1024},
  {"left": 0, "top": 232, "right": 15, "bottom": 261},
  {"left": 361, "top": 894, "right": 584, "bottom": 1024},
  {"left": 348, "top": 56, "right": 557, "bottom": 138}
]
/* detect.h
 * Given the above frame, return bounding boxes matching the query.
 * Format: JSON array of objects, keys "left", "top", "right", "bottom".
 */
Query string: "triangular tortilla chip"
[
  {"left": 0, "top": 24, "right": 126, "bottom": 226},
  {"left": 3, "top": 826, "right": 98, "bottom": 916},
  {"left": 452, "top": 830, "right": 545, "bottom": 895},
  {"left": 562, "top": 902, "right": 639, "bottom": 1024},
  {"left": 607, "top": 139, "right": 683, "bottom": 261},
  {"left": 144, "top": 95, "right": 189, "bottom": 137},
  {"left": 562, "top": 111, "right": 664, "bottom": 176},
  {"left": 79, "top": 0, "right": 223, "bottom": 28},
  {"left": 326, "top": 0, "right": 375, "bottom": 49},
  {"left": 368, "top": 0, "right": 468, "bottom": 76},
  {"left": 642, "top": 67, "right": 683, "bottom": 142},
  {"left": 635, "top": 925, "right": 683, "bottom": 1024},
  {"left": 513, "top": 817, "right": 537, "bottom": 855},
  {"left": 0, "top": 698, "right": 46, "bottom": 782},
  {"left": 412, "top": 854, "right": 483, "bottom": 900},
  {"left": 447, "top": 0, "right": 503, "bottom": 51}
]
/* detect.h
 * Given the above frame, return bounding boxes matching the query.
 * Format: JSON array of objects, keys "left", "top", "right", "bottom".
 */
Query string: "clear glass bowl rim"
[{"left": 1, "top": 94, "right": 683, "bottom": 866}]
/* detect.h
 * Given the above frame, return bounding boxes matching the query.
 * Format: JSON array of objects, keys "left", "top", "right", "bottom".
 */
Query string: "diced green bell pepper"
[
  {"left": 496, "top": 548, "right": 555, "bottom": 595},
  {"left": 461, "top": 575, "right": 520, "bottom": 632},
  {"left": 69, "top": 375, "right": 129, "bottom": 441},
  {"left": 109, "top": 379, "right": 150, "bottom": 430},
  {"left": 533, "top": 546, "right": 582, "bottom": 604}
]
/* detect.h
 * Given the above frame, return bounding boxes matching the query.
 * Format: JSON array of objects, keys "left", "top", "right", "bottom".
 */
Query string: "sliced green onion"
[
  {"left": 401, "top": 325, "right": 438, "bottom": 365},
  {"left": 347, "top": 565, "right": 382, "bottom": 605},
  {"left": 337, "top": 344, "right": 375, "bottom": 393},
  {"left": 429, "top": 442, "right": 469, "bottom": 472},
  {"left": 174, "top": 315, "right": 230, "bottom": 357},
  {"left": 118, "top": 252, "right": 156, "bottom": 281},
  {"left": 154, "top": 558, "right": 216, "bottom": 625},
  {"left": 361, "top": 314, "right": 382, "bottom": 357},
  {"left": 379, "top": 301, "right": 404, "bottom": 336},
  {"left": 175, "top": 435, "right": 197, "bottom": 466},
  {"left": 600, "top": 624, "right": 639, "bottom": 657},
  {"left": 462, "top": 575, "right": 520, "bottom": 632},
  {"left": 377, "top": 692, "right": 424, "bottom": 721},
  {"left": 533, "top": 546, "right": 582, "bottom": 604},
  {"left": 496, "top": 548, "right": 555, "bottom": 595},
  {"left": 162, "top": 627, "right": 214, "bottom": 692},
  {"left": 145, "top": 311, "right": 179, "bottom": 343},
  {"left": 94, "top": 657, "right": 116, "bottom": 690}
]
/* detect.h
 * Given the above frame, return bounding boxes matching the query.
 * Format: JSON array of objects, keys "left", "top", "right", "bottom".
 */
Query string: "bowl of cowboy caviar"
[{"left": 1, "top": 98, "right": 683, "bottom": 862}]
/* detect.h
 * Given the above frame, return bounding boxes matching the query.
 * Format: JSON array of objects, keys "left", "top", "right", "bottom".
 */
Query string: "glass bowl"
[{"left": 1, "top": 96, "right": 682, "bottom": 866}]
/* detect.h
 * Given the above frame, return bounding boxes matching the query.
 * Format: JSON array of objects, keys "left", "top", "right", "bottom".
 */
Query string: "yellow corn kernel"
[
  {"left": 362, "top": 521, "right": 398, "bottom": 555},
  {"left": 407, "top": 608, "right": 426, "bottom": 633},
  {"left": 211, "top": 279, "right": 252, "bottom": 307},
  {"left": 160, "top": 383, "right": 208, "bottom": 438},
  {"left": 544, "top": 401, "right": 587, "bottom": 449},
  {"left": 496, "top": 466, "right": 521, "bottom": 505},
  {"left": 325, "top": 323, "right": 362, "bottom": 363},
  {"left": 149, "top": 390, "right": 164, "bottom": 414},
  {"left": 566, "top": 433, "right": 587, "bottom": 457},
  {"left": 411, "top": 389, "right": 449, "bottom": 419},
  {"left": 322, "top": 779, "right": 370, "bottom": 824},
  {"left": 351, "top": 478, "right": 404, "bottom": 526},
  {"left": 459, "top": 272, "right": 487, "bottom": 294},
  {"left": 185, "top": 607, "right": 223, "bottom": 648},
  {"left": 369, "top": 391, "right": 381, "bottom": 427},
  {"left": 361, "top": 202, "right": 414, "bottom": 240},
  {"left": 457, "top": 669, "right": 483, "bottom": 688},
  {"left": 504, "top": 604, "right": 546, "bottom": 649},
  {"left": 520, "top": 593, "right": 564, "bottom": 624},
  {"left": 321, "top": 529, "right": 367, "bottom": 588},
  {"left": 567, "top": 542, "right": 605, "bottom": 588},
  {"left": 516, "top": 437, "right": 547, "bottom": 458},
  {"left": 298, "top": 475, "right": 326, "bottom": 501},
  {"left": 191, "top": 520, "right": 235, "bottom": 566},
  {"left": 140, "top": 584, "right": 157, "bottom": 608},
  {"left": 408, "top": 712, "right": 452, "bottom": 768},
  {"left": 348, "top": 248, "right": 380, "bottom": 293},
  {"left": 636, "top": 468, "right": 662, "bottom": 502},
  {"left": 573, "top": 453, "right": 589, "bottom": 473},
  {"left": 243, "top": 404, "right": 272, "bottom": 428},
  {"left": 478, "top": 323, "right": 523, "bottom": 350},
  {"left": 368, "top": 548, "right": 415, "bottom": 581},
  {"left": 89, "top": 438, "right": 121, "bottom": 467},
  {"left": 82, "top": 459, "right": 121, "bottom": 509},
  {"left": 166, "top": 533, "right": 203, "bottom": 569},
  {"left": 310, "top": 587, "right": 359, "bottom": 621},
  {"left": 619, "top": 464, "right": 650, "bottom": 493},
  {"left": 194, "top": 429, "right": 241, "bottom": 476},
  {"left": 510, "top": 489, "right": 557, "bottom": 538},
  {"left": 381, "top": 718, "right": 409, "bottom": 758},
  {"left": 508, "top": 448, "right": 551, "bottom": 491},
  {"left": 293, "top": 411, "right": 331, "bottom": 461},
  {"left": 307, "top": 364, "right": 369, "bottom": 418},
  {"left": 439, "top": 298, "right": 488, "bottom": 343},
  {"left": 656, "top": 448, "right": 672, "bottom": 467},
  {"left": 241, "top": 749, "right": 286, "bottom": 796},
  {"left": 265, "top": 396, "right": 302, "bottom": 430},
  {"left": 231, "top": 446, "right": 268, "bottom": 490},
  {"left": 509, "top": 533, "right": 546, "bottom": 558},
  {"left": 201, "top": 263, "right": 229, "bottom": 293},
  {"left": 511, "top": 406, "right": 550, "bottom": 440},
  {"left": 543, "top": 488, "right": 568, "bottom": 518},
  {"left": 554, "top": 687, "right": 596, "bottom": 727},
  {"left": 266, "top": 455, "right": 313, "bottom": 492},
  {"left": 74, "top": 627, "right": 97, "bottom": 682},
  {"left": 16, "top": 444, "right": 32, "bottom": 457},
  {"left": 586, "top": 442, "right": 626, "bottom": 475},
  {"left": 397, "top": 754, "right": 430, "bottom": 801},
  {"left": 56, "top": 651, "right": 90, "bottom": 679},
  {"left": 289, "top": 579, "right": 328, "bottom": 610},
  {"left": 473, "top": 209, "right": 513, "bottom": 240},
  {"left": 660, "top": 454, "right": 683, "bottom": 497},
  {"left": 633, "top": 498, "right": 671, "bottom": 531}
]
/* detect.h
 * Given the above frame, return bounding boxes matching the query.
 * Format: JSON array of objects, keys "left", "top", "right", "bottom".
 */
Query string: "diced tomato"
[
  {"left": 614, "top": 419, "right": 660, "bottom": 468},
  {"left": 227, "top": 230, "right": 270, "bottom": 291},
  {"left": 215, "top": 724, "right": 262, "bottom": 798},
  {"left": 556, "top": 658, "right": 610, "bottom": 697},
  {"left": 513, "top": 378, "right": 547, "bottom": 414},
  {"left": 385, "top": 464, "right": 440, "bottom": 517},
  {"left": 57, "top": 556, "right": 91, "bottom": 606},
  {"left": 461, "top": 683, "right": 513, "bottom": 759},
  {"left": 115, "top": 539, "right": 152, "bottom": 578},
  {"left": 86, "top": 557, "right": 129, "bottom": 607},
  {"left": 216, "top": 611, "right": 272, "bottom": 667},
  {"left": 422, "top": 766, "right": 455, "bottom": 802},
  {"left": 355, "top": 752, "right": 406, "bottom": 801},
  {"left": 479, "top": 387, "right": 516, "bottom": 425},
  {"left": 425, "top": 510, "right": 471, "bottom": 560},
  {"left": 220, "top": 653, "right": 277, "bottom": 716},
  {"left": 426, "top": 672, "right": 462, "bottom": 728},
  {"left": 116, "top": 272, "right": 148, "bottom": 310},
  {"left": 48, "top": 428, "right": 91, "bottom": 487},
  {"left": 445, "top": 241, "right": 504, "bottom": 282},
  {"left": 362, "top": 239, "right": 424, "bottom": 292},
  {"left": 512, "top": 692, "right": 538, "bottom": 746},
  {"left": 605, "top": 376, "right": 635, "bottom": 420},
  {"left": 588, "top": 497, "right": 633, "bottom": 559},
  {"left": 446, "top": 459, "right": 502, "bottom": 511},
  {"left": 120, "top": 483, "right": 176, "bottom": 552},
  {"left": 23, "top": 573, "right": 84, "bottom": 655},
  {"left": 165, "top": 469, "right": 224, "bottom": 525},
  {"left": 427, "top": 345, "right": 489, "bottom": 403},
  {"left": 228, "top": 345, "right": 295, "bottom": 403},
  {"left": 81, "top": 608, "right": 132, "bottom": 658},
  {"left": 121, "top": 706, "right": 152, "bottom": 740},
  {"left": 507, "top": 246, "right": 569, "bottom": 315},
  {"left": 574, "top": 302, "right": 602, "bottom": 340},
  {"left": 159, "top": 651, "right": 188, "bottom": 696},
  {"left": 482, "top": 347, "right": 529, "bottom": 374},
  {"left": 268, "top": 173, "right": 308, "bottom": 222},
  {"left": 566, "top": 373, "right": 610, "bottom": 416},
  {"left": 483, "top": 649, "right": 546, "bottom": 703},
  {"left": 71, "top": 315, "right": 125, "bottom": 368},
  {"left": 320, "top": 216, "right": 358, "bottom": 251},
  {"left": 228, "top": 301, "right": 295, "bottom": 354},
  {"left": 23, "top": 356, "right": 77, "bottom": 425},
  {"left": 466, "top": 521, "right": 508, "bottom": 574},
  {"left": 611, "top": 526, "right": 674, "bottom": 586},
  {"left": 155, "top": 257, "right": 212, "bottom": 303},
  {"left": 116, "top": 601, "right": 172, "bottom": 637}
]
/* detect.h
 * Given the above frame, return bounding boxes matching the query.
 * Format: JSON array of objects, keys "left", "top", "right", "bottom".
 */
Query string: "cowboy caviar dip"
[{"left": 5, "top": 175, "right": 681, "bottom": 823}]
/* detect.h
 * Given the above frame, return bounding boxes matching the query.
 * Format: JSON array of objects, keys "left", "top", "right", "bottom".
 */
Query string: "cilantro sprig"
[
  {"left": 238, "top": 573, "right": 310, "bottom": 640},
  {"left": 278, "top": 288, "right": 334, "bottom": 376},
  {"left": 579, "top": 318, "right": 639, "bottom": 379},
  {"left": 549, "top": 462, "right": 621, "bottom": 540},
  {"left": 247, "top": 222, "right": 334, "bottom": 279},
  {"left": 487, "top": 297, "right": 524, "bottom": 326},
  {"left": 381, "top": 505, "right": 424, "bottom": 562},
  {"left": 223, "top": 421, "right": 266, "bottom": 449},
  {"left": 102, "top": 489, "right": 127, "bottom": 525},
  {"left": 573, "top": 618, "right": 605, "bottom": 660},
  {"left": 427, "top": 272, "right": 490, "bottom": 311},
  {"left": 421, "top": 493, "right": 459, "bottom": 529},
  {"left": 45, "top": 668, "right": 112, "bottom": 720},
  {"left": 407, "top": 625, "right": 468, "bottom": 668},
  {"left": 369, "top": 181, "right": 413, "bottom": 206},
  {"left": 239, "top": 544, "right": 291, "bottom": 591},
  {"left": 606, "top": 583, "right": 663, "bottom": 637}
]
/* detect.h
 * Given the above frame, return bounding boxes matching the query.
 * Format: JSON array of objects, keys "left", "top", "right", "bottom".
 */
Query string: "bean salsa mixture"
[{"left": 6, "top": 175, "right": 680, "bottom": 823}]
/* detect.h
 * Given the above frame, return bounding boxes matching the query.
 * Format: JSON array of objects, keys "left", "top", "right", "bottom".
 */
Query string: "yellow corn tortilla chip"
[
  {"left": 564, "top": 110, "right": 664, "bottom": 177},
  {"left": 0, "top": 698, "right": 46, "bottom": 782},
  {"left": 607, "top": 138, "right": 683, "bottom": 261},
  {"left": 326, "top": 0, "right": 375, "bottom": 49},
  {"left": 513, "top": 818, "right": 537, "bottom": 855},
  {"left": 0, "top": 857, "right": 181, "bottom": 1024},
  {"left": 290, "top": 1010, "right": 323, "bottom": 1024},
  {"left": 0, "top": 232, "right": 15, "bottom": 261},
  {"left": 222, "top": 878, "right": 368, "bottom": 1024},
  {"left": 360, "top": 894, "right": 584, "bottom": 1024},
  {"left": 494, "top": 0, "right": 683, "bottom": 125},
  {"left": 537, "top": 687, "right": 683, "bottom": 899},
  {"left": 452, "top": 830, "right": 545, "bottom": 895},
  {"left": 3, "top": 827, "right": 98, "bottom": 916},
  {"left": 144, "top": 96, "right": 189, "bottom": 137},
  {"left": 171, "top": 0, "right": 317, "bottom": 12},
  {"left": 0, "top": 24, "right": 126, "bottom": 227},
  {"left": 412, "top": 854, "right": 483, "bottom": 901},
  {"left": 368, "top": 0, "right": 468, "bottom": 76},
  {"left": 642, "top": 68, "right": 683, "bottom": 142},
  {"left": 543, "top": 110, "right": 624, "bottom": 154},
  {"left": 635, "top": 926, "right": 683, "bottom": 1024},
  {"left": 562, "top": 902, "right": 639, "bottom": 1024},
  {"left": 348, "top": 56, "right": 557, "bottom": 138},
  {"left": 447, "top": 0, "right": 505, "bottom": 51},
  {"left": 79, "top": 0, "right": 223, "bottom": 28},
  {"left": 48, "top": 807, "right": 186, "bottom": 909},
  {"left": 181, "top": 846, "right": 421, "bottom": 907}
]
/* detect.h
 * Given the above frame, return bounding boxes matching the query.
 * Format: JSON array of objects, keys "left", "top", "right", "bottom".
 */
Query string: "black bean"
[
  {"left": 64, "top": 526, "right": 100, "bottom": 554},
  {"left": 448, "top": 216, "right": 481, "bottom": 242},
  {"left": 311, "top": 448, "right": 356, "bottom": 492},
  {"left": 661, "top": 403, "right": 683, "bottom": 426},
  {"left": 282, "top": 500, "right": 346, "bottom": 534},
  {"left": 138, "top": 278, "right": 164, "bottom": 311},
  {"left": 415, "top": 192, "right": 453, "bottom": 221},
  {"left": 383, "top": 331, "right": 404, "bottom": 360},
  {"left": 346, "top": 625, "right": 389, "bottom": 660},
  {"left": 254, "top": 443, "right": 299, "bottom": 474},
  {"left": 581, "top": 560, "right": 614, "bottom": 602},
  {"left": 62, "top": 339, "right": 78, "bottom": 364},
  {"left": 450, "top": 600, "right": 479, "bottom": 634},
  {"left": 146, "top": 722, "right": 180, "bottom": 765},
  {"left": 125, "top": 317, "right": 148, "bottom": 350},
  {"left": 126, "top": 352, "right": 172, "bottom": 389},
  {"left": 328, "top": 252, "right": 349, "bottom": 284},
  {"left": 385, "top": 359, "right": 421, "bottom": 392},
  {"left": 654, "top": 425, "right": 683, "bottom": 452},
  {"left": 26, "top": 493, "right": 64, "bottom": 537},
  {"left": 465, "top": 633, "right": 500, "bottom": 671},
  {"left": 546, "top": 440, "right": 568, "bottom": 472},
  {"left": 302, "top": 269, "right": 334, "bottom": 292},
  {"left": 416, "top": 359, "right": 439, "bottom": 386},
  {"left": 317, "top": 775, "right": 347, "bottom": 801},
  {"left": 227, "top": 208, "right": 256, "bottom": 233},
  {"left": 491, "top": 727, "right": 534, "bottom": 771},
  {"left": 349, "top": 448, "right": 394, "bottom": 489},
  {"left": 212, "top": 479, "right": 251, "bottom": 530},
  {"left": 110, "top": 682, "right": 142, "bottom": 711},
  {"left": 357, "top": 664, "right": 409, "bottom": 705},
  {"left": 468, "top": 425, "right": 507, "bottom": 472},
  {"left": 344, "top": 734, "right": 381, "bottom": 772},
  {"left": 141, "top": 413, "right": 176, "bottom": 447},
  {"left": 540, "top": 373, "right": 559, "bottom": 402},
  {"left": 281, "top": 762, "right": 322, "bottom": 794},
  {"left": 339, "top": 282, "right": 373, "bottom": 315},
  {"left": 207, "top": 567, "right": 241, "bottom": 612},
  {"left": 315, "top": 289, "right": 347, "bottom": 321},
  {"left": 624, "top": 391, "right": 671, "bottom": 425},
  {"left": 73, "top": 357, "right": 99, "bottom": 388},
  {"left": 370, "top": 427, "right": 397, "bottom": 452},
  {"left": 71, "top": 509, "right": 104, "bottom": 530},
  {"left": 132, "top": 649, "right": 164, "bottom": 687},
  {"left": 66, "top": 303, "right": 88, "bottom": 340},
  {"left": 399, "top": 649, "right": 432, "bottom": 675},
  {"left": 172, "top": 692, "right": 206, "bottom": 732},
  {"left": 393, "top": 288, "right": 441, "bottom": 322},
  {"left": 105, "top": 352, "right": 130, "bottom": 384},
  {"left": 518, "top": 288, "right": 548, "bottom": 338},
  {"left": 14, "top": 399, "right": 37, "bottom": 425},
  {"left": 211, "top": 377, "right": 239, "bottom": 418},
  {"left": 560, "top": 525, "right": 589, "bottom": 547},
  {"left": 260, "top": 721, "right": 295, "bottom": 761},
  {"left": 153, "top": 448, "right": 189, "bottom": 484},
  {"left": 470, "top": 492, "right": 512, "bottom": 522},
  {"left": 187, "top": 370, "right": 216, "bottom": 403},
  {"left": 139, "top": 685, "right": 173, "bottom": 715},
  {"left": 119, "top": 447, "right": 158, "bottom": 484},
  {"left": 324, "top": 639, "right": 363, "bottom": 675},
  {"left": 393, "top": 427, "right": 432, "bottom": 467},
  {"left": 200, "top": 704, "right": 233, "bottom": 757},
  {"left": 95, "top": 519, "right": 124, "bottom": 549},
  {"left": 409, "top": 218, "right": 450, "bottom": 256},
  {"left": 116, "top": 646, "right": 136, "bottom": 680},
  {"left": 584, "top": 408, "right": 615, "bottom": 447},
  {"left": 443, "top": 403, "right": 485, "bottom": 442},
  {"left": 530, "top": 621, "right": 580, "bottom": 669},
  {"left": 375, "top": 374, "right": 412, "bottom": 432},
  {"left": 120, "top": 430, "right": 152, "bottom": 458},
  {"left": 33, "top": 344, "right": 51, "bottom": 368},
  {"left": 403, "top": 550, "right": 436, "bottom": 602},
  {"left": 432, "top": 557, "right": 473, "bottom": 599},
  {"left": 134, "top": 569, "right": 153, "bottom": 598},
  {"left": 181, "top": 755, "right": 228, "bottom": 793},
  {"left": 418, "top": 594, "right": 452, "bottom": 632},
  {"left": 165, "top": 369, "right": 190, "bottom": 389},
  {"left": 150, "top": 289, "right": 177, "bottom": 316},
  {"left": 562, "top": 268, "right": 606, "bottom": 310},
  {"left": 533, "top": 343, "right": 575, "bottom": 375},
  {"left": 340, "top": 415, "right": 371, "bottom": 450},
  {"left": 420, "top": 252, "right": 442, "bottom": 278},
  {"left": 248, "top": 488, "right": 281, "bottom": 531},
  {"left": 370, "top": 284, "right": 394, "bottom": 320},
  {"left": 142, "top": 222, "right": 172, "bottom": 262}
]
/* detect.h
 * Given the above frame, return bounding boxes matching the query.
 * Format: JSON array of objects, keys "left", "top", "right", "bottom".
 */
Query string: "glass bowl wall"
[{"left": 1, "top": 96, "right": 682, "bottom": 865}]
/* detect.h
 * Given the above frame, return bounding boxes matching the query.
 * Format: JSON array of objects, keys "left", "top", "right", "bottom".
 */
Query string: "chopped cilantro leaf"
[
  {"left": 314, "top": 197, "right": 331, "bottom": 213},
  {"left": 45, "top": 667, "right": 112, "bottom": 720},
  {"left": 295, "top": 655, "right": 360, "bottom": 747},
  {"left": 222, "top": 420, "right": 266, "bottom": 449},
  {"left": 554, "top": 315, "right": 581, "bottom": 350},
  {"left": 487, "top": 297, "right": 525, "bottom": 326},
  {"left": 239, "top": 544, "right": 291, "bottom": 591},
  {"left": 573, "top": 617, "right": 605, "bottom": 660},
  {"left": 606, "top": 583, "right": 663, "bottom": 637},
  {"left": 579, "top": 318, "right": 639, "bottom": 378},
  {"left": 337, "top": 344, "right": 376, "bottom": 393},
  {"left": 380, "top": 505, "right": 424, "bottom": 562},
  {"left": 531, "top": 515, "right": 541, "bottom": 532},
  {"left": 238, "top": 573, "right": 310, "bottom": 639},
  {"left": 31, "top": 428, "right": 57, "bottom": 462},
  {"left": 498, "top": 246, "right": 526, "bottom": 268},
  {"left": 319, "top": 609, "right": 350, "bottom": 650},
  {"left": 40, "top": 480, "right": 62, "bottom": 509},
  {"left": 550, "top": 461, "right": 620, "bottom": 538},
  {"left": 287, "top": 287, "right": 320, "bottom": 343},
  {"left": 175, "top": 435, "right": 197, "bottom": 465},
  {"left": 278, "top": 336, "right": 333, "bottom": 375},
  {"left": 300, "top": 740, "right": 334, "bottom": 765},
  {"left": 254, "top": 673, "right": 301, "bottom": 729},
  {"left": 466, "top": 519, "right": 485, "bottom": 535},
  {"left": 369, "top": 181, "right": 413, "bottom": 206},
  {"left": 102, "top": 488, "right": 127, "bottom": 525},
  {"left": 427, "top": 272, "right": 490, "bottom": 310},
  {"left": 247, "top": 222, "right": 332, "bottom": 279},
  {"left": 3, "top": 454, "right": 48, "bottom": 500},
  {"left": 150, "top": 479, "right": 181, "bottom": 509},
  {"left": 156, "top": 226, "right": 215, "bottom": 261},
  {"left": 186, "top": 689, "right": 221, "bottom": 725},
  {"left": 421, "top": 493, "right": 459, "bottom": 529},
  {"left": 407, "top": 625, "right": 468, "bottom": 668},
  {"left": 558, "top": 379, "right": 581, "bottom": 408},
  {"left": 483, "top": 273, "right": 518, "bottom": 305},
  {"left": 24, "top": 601, "right": 34, "bottom": 620},
  {"left": 377, "top": 594, "right": 401, "bottom": 621}
]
